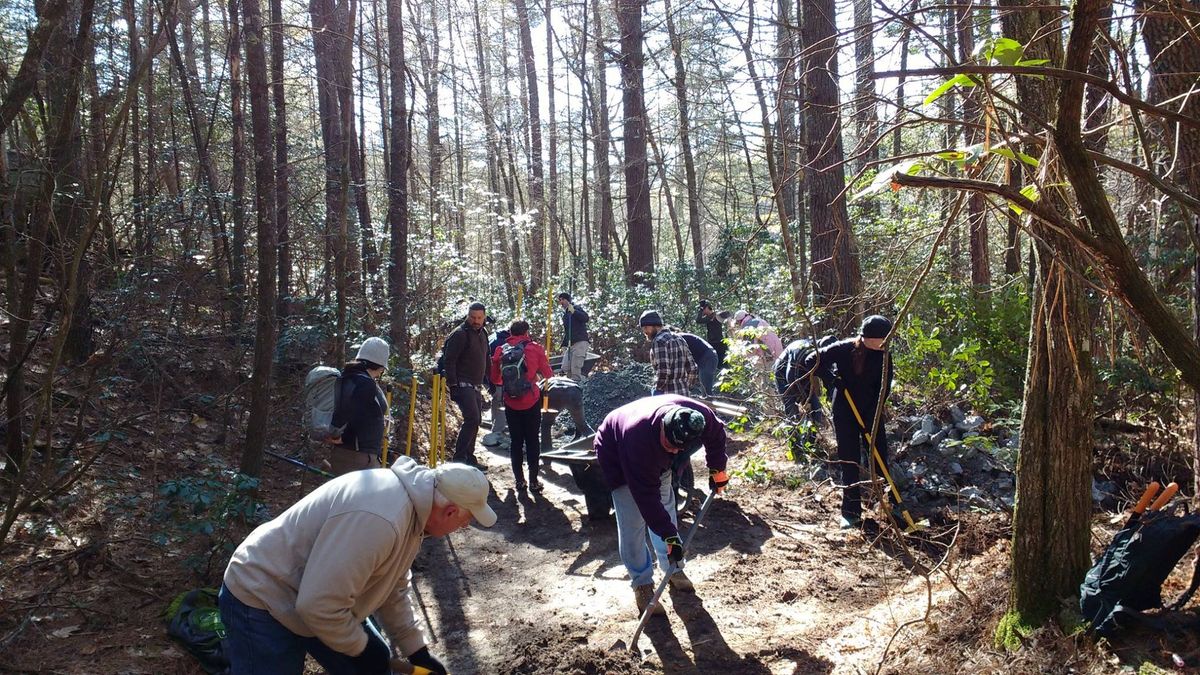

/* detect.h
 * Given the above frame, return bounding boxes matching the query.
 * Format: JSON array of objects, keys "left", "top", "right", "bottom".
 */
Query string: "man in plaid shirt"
[{"left": 639, "top": 310, "right": 698, "bottom": 395}]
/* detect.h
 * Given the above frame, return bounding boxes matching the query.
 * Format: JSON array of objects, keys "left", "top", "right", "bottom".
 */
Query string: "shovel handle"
[
  {"left": 1133, "top": 481, "right": 1162, "bottom": 515},
  {"left": 1149, "top": 482, "right": 1180, "bottom": 512}
]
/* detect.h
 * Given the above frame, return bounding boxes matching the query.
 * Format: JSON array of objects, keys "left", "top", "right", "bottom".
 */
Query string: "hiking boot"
[
  {"left": 529, "top": 479, "right": 543, "bottom": 494},
  {"left": 668, "top": 571, "right": 694, "bottom": 592},
  {"left": 634, "top": 584, "right": 666, "bottom": 616}
]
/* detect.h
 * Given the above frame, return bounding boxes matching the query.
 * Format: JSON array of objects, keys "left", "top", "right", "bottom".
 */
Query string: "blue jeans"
[
  {"left": 696, "top": 349, "right": 718, "bottom": 396},
  {"left": 611, "top": 472, "right": 680, "bottom": 587},
  {"left": 218, "top": 584, "right": 388, "bottom": 674}
]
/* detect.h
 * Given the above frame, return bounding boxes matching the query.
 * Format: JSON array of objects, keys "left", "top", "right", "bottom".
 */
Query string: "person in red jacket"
[{"left": 490, "top": 320, "right": 554, "bottom": 494}]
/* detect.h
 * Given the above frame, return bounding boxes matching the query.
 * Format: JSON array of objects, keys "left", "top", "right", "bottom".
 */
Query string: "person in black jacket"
[
  {"left": 557, "top": 293, "right": 591, "bottom": 382},
  {"left": 774, "top": 335, "right": 837, "bottom": 459},
  {"left": 802, "top": 316, "right": 895, "bottom": 528},
  {"left": 443, "top": 303, "right": 489, "bottom": 467},
  {"left": 329, "top": 337, "right": 391, "bottom": 475},
  {"left": 696, "top": 300, "right": 727, "bottom": 367}
]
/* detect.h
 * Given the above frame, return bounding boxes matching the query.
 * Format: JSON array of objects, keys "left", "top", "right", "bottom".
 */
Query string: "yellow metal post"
[
  {"left": 430, "top": 375, "right": 440, "bottom": 468},
  {"left": 440, "top": 378, "right": 451, "bottom": 465},
  {"left": 405, "top": 375, "right": 417, "bottom": 456}
]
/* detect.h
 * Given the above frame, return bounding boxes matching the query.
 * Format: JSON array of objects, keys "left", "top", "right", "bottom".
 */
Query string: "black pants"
[
  {"left": 832, "top": 412, "right": 891, "bottom": 519},
  {"left": 505, "top": 404, "right": 541, "bottom": 486},
  {"left": 450, "top": 386, "right": 483, "bottom": 463}
]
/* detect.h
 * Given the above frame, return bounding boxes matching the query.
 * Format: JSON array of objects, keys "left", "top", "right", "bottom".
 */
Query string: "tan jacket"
[{"left": 223, "top": 456, "right": 433, "bottom": 657}]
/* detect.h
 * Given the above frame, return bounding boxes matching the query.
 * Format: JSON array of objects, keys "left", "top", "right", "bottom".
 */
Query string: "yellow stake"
[
  {"left": 841, "top": 386, "right": 920, "bottom": 533},
  {"left": 436, "top": 369, "right": 446, "bottom": 466},
  {"left": 440, "top": 378, "right": 451, "bottom": 465},
  {"left": 381, "top": 385, "right": 393, "bottom": 467},
  {"left": 405, "top": 375, "right": 417, "bottom": 457}
]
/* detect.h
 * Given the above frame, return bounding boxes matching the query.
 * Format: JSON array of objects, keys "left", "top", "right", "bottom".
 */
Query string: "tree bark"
[
  {"left": 387, "top": 0, "right": 412, "bottom": 365},
  {"left": 229, "top": 0, "right": 248, "bottom": 333},
  {"left": 546, "top": 0, "right": 560, "bottom": 278},
  {"left": 515, "top": 0, "right": 546, "bottom": 290},
  {"left": 239, "top": 0, "right": 279, "bottom": 477},
  {"left": 590, "top": 0, "right": 616, "bottom": 264},
  {"left": 801, "top": 0, "right": 863, "bottom": 330},
  {"left": 616, "top": 0, "right": 653, "bottom": 286},
  {"left": 271, "top": 0, "right": 291, "bottom": 319}
]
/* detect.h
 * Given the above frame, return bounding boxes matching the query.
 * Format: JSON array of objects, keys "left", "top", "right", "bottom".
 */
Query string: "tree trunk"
[
  {"left": 616, "top": 0, "right": 652, "bottom": 286},
  {"left": 514, "top": 0, "right": 546, "bottom": 290},
  {"left": 775, "top": 0, "right": 798, "bottom": 284},
  {"left": 228, "top": 0, "right": 248, "bottom": 333},
  {"left": 271, "top": 0, "right": 291, "bottom": 319},
  {"left": 801, "top": 0, "right": 863, "bottom": 330},
  {"left": 663, "top": 0, "right": 704, "bottom": 290},
  {"left": 386, "top": 0, "right": 412, "bottom": 365},
  {"left": 546, "top": 0, "right": 560, "bottom": 278},
  {"left": 1001, "top": 0, "right": 1092, "bottom": 626},
  {"left": 310, "top": 0, "right": 353, "bottom": 361},
  {"left": 590, "top": 0, "right": 616, "bottom": 264},
  {"left": 957, "top": 3, "right": 989, "bottom": 289},
  {"left": 1136, "top": 0, "right": 1200, "bottom": 493},
  {"left": 239, "top": 0, "right": 279, "bottom": 477},
  {"left": 472, "top": 0, "right": 513, "bottom": 301},
  {"left": 851, "top": 0, "right": 877, "bottom": 168}
]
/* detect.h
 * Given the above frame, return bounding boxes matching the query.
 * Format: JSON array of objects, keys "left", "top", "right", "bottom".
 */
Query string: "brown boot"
[
  {"left": 668, "top": 570, "right": 694, "bottom": 592},
  {"left": 634, "top": 584, "right": 666, "bottom": 616}
]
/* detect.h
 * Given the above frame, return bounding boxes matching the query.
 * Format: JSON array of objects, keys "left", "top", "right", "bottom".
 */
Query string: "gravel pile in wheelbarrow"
[
  {"left": 581, "top": 362, "right": 652, "bottom": 429},
  {"left": 495, "top": 620, "right": 654, "bottom": 675}
]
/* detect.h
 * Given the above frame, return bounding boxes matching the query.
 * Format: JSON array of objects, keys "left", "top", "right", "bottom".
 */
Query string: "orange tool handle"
[
  {"left": 1132, "top": 481, "right": 1161, "bottom": 515},
  {"left": 1149, "top": 482, "right": 1179, "bottom": 511}
]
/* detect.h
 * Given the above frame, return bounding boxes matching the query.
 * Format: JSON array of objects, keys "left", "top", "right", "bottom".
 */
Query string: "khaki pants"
[
  {"left": 329, "top": 446, "right": 382, "bottom": 476},
  {"left": 561, "top": 341, "right": 590, "bottom": 382}
]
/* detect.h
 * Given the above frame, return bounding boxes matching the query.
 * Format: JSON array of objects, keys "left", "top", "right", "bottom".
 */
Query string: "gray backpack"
[{"left": 304, "top": 366, "right": 348, "bottom": 442}]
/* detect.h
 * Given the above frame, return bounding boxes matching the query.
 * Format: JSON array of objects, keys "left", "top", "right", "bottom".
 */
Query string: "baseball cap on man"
[
  {"left": 355, "top": 337, "right": 390, "bottom": 367},
  {"left": 433, "top": 463, "right": 498, "bottom": 527},
  {"left": 860, "top": 315, "right": 892, "bottom": 339},
  {"left": 662, "top": 406, "right": 706, "bottom": 453}
]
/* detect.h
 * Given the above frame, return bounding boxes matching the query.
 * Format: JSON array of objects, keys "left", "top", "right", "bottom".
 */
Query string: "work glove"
[
  {"left": 709, "top": 469, "right": 729, "bottom": 494},
  {"left": 349, "top": 631, "right": 391, "bottom": 674},
  {"left": 665, "top": 535, "right": 684, "bottom": 564},
  {"left": 407, "top": 647, "right": 448, "bottom": 675}
]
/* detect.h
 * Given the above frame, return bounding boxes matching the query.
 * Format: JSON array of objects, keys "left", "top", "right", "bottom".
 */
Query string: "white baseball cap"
[{"left": 433, "top": 463, "right": 498, "bottom": 527}]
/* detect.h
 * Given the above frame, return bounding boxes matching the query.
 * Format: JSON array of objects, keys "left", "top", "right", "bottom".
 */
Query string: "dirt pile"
[
  {"left": 494, "top": 620, "right": 654, "bottom": 675},
  {"left": 580, "top": 362, "right": 652, "bottom": 429}
]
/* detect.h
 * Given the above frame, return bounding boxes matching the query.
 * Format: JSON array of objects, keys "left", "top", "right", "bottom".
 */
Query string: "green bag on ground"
[{"left": 165, "top": 588, "right": 230, "bottom": 674}]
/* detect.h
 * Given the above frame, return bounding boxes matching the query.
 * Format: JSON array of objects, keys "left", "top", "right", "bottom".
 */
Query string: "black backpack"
[
  {"left": 1080, "top": 508, "right": 1200, "bottom": 636},
  {"left": 500, "top": 341, "right": 531, "bottom": 398}
]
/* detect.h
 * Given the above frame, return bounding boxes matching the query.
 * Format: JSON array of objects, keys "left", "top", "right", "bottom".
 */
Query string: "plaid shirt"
[{"left": 650, "top": 329, "right": 697, "bottom": 394}]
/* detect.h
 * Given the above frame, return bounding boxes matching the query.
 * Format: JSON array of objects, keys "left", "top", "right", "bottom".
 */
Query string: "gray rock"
[
  {"left": 911, "top": 430, "right": 931, "bottom": 445},
  {"left": 920, "top": 415, "right": 939, "bottom": 435},
  {"left": 948, "top": 405, "right": 967, "bottom": 424},
  {"left": 956, "top": 415, "right": 984, "bottom": 432},
  {"left": 949, "top": 462, "right": 964, "bottom": 475},
  {"left": 960, "top": 486, "right": 988, "bottom": 504},
  {"left": 481, "top": 432, "right": 506, "bottom": 447},
  {"left": 931, "top": 429, "right": 949, "bottom": 445},
  {"left": 995, "top": 477, "right": 1014, "bottom": 491}
]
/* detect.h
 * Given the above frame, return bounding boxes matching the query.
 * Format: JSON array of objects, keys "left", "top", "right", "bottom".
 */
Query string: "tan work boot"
[
  {"left": 634, "top": 584, "right": 666, "bottom": 616},
  {"left": 668, "top": 570, "right": 694, "bottom": 592}
]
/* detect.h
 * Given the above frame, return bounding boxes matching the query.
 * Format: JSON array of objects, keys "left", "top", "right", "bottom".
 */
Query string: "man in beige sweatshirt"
[{"left": 218, "top": 456, "right": 497, "bottom": 674}]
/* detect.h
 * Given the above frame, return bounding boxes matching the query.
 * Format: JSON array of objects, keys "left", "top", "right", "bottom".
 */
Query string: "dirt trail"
[{"left": 411, "top": 434, "right": 987, "bottom": 674}]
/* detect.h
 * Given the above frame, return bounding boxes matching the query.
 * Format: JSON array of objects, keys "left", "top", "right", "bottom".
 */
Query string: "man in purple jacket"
[{"left": 594, "top": 395, "right": 730, "bottom": 616}]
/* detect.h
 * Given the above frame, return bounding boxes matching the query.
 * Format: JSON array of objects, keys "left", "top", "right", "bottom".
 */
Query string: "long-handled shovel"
[
  {"left": 621, "top": 489, "right": 718, "bottom": 653},
  {"left": 266, "top": 449, "right": 335, "bottom": 478},
  {"left": 841, "top": 388, "right": 920, "bottom": 534}
]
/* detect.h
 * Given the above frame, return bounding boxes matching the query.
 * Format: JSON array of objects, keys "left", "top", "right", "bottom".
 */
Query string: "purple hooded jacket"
[{"left": 594, "top": 395, "right": 728, "bottom": 539}]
